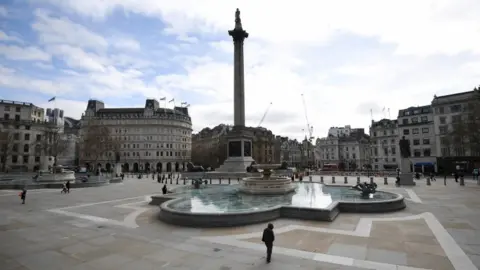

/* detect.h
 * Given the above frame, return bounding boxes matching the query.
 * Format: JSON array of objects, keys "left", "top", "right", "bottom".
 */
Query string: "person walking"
[
  {"left": 66, "top": 181, "right": 70, "bottom": 193},
  {"left": 261, "top": 223, "right": 275, "bottom": 263},
  {"left": 19, "top": 188, "right": 27, "bottom": 204}
]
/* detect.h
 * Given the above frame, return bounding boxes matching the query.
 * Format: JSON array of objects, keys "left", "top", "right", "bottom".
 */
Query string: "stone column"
[{"left": 229, "top": 8, "right": 249, "bottom": 128}]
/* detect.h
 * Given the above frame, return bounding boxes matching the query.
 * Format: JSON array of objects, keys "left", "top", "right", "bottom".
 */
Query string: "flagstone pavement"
[{"left": 0, "top": 175, "right": 479, "bottom": 269}]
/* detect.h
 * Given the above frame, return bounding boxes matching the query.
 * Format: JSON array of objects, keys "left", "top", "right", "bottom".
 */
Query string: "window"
[
  {"left": 384, "top": 148, "right": 388, "bottom": 155},
  {"left": 421, "top": 116, "right": 428, "bottom": 122},
  {"left": 412, "top": 128, "right": 419, "bottom": 134},
  {"left": 392, "top": 158, "right": 396, "bottom": 162},
  {"left": 23, "top": 155, "right": 28, "bottom": 163},
  {"left": 403, "top": 129, "right": 410, "bottom": 135},
  {"left": 12, "top": 144, "right": 18, "bottom": 152},
  {"left": 14, "top": 115, "right": 20, "bottom": 121},
  {"left": 391, "top": 139, "right": 395, "bottom": 144},
  {"left": 391, "top": 147, "right": 396, "bottom": 155},
  {"left": 422, "top": 128, "right": 429, "bottom": 133},
  {"left": 15, "top": 107, "right": 20, "bottom": 112},
  {"left": 4, "top": 114, "right": 9, "bottom": 120},
  {"left": 4, "top": 106, "right": 10, "bottom": 111},
  {"left": 452, "top": 115, "right": 462, "bottom": 123},
  {"left": 36, "top": 134, "right": 41, "bottom": 141},
  {"left": 34, "top": 156, "right": 40, "bottom": 162},
  {"left": 13, "top": 133, "right": 20, "bottom": 140},
  {"left": 412, "top": 117, "right": 418, "bottom": 123},
  {"left": 25, "top": 125, "right": 30, "bottom": 130},
  {"left": 439, "top": 117, "right": 446, "bottom": 124},
  {"left": 352, "top": 153, "right": 356, "bottom": 159},
  {"left": 24, "top": 134, "right": 30, "bottom": 141},
  {"left": 414, "top": 149, "right": 421, "bottom": 157},
  {"left": 374, "top": 148, "right": 378, "bottom": 155},
  {"left": 11, "top": 155, "right": 18, "bottom": 163},
  {"left": 450, "top": 104, "right": 461, "bottom": 113},
  {"left": 402, "top": 119, "right": 408, "bottom": 125},
  {"left": 373, "top": 132, "right": 377, "bottom": 137},
  {"left": 23, "top": 144, "right": 29, "bottom": 153},
  {"left": 391, "top": 130, "right": 395, "bottom": 135},
  {"left": 423, "top": 149, "right": 431, "bottom": 156},
  {"left": 439, "top": 126, "right": 448, "bottom": 134},
  {"left": 383, "top": 130, "right": 387, "bottom": 135},
  {"left": 423, "top": 138, "right": 430, "bottom": 145},
  {"left": 413, "top": 139, "right": 420, "bottom": 145}
]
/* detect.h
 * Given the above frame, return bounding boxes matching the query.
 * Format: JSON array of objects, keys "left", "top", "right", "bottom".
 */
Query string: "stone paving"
[{"left": 0, "top": 175, "right": 479, "bottom": 269}]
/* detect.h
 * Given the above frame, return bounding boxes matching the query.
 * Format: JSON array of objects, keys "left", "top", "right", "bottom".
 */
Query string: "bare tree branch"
[{"left": 0, "top": 131, "right": 14, "bottom": 172}]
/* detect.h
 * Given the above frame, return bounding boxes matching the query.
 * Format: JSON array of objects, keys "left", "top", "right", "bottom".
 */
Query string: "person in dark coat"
[
  {"left": 19, "top": 188, "right": 27, "bottom": 204},
  {"left": 261, "top": 223, "right": 275, "bottom": 263},
  {"left": 65, "top": 181, "right": 70, "bottom": 193},
  {"left": 162, "top": 184, "right": 168, "bottom": 195}
]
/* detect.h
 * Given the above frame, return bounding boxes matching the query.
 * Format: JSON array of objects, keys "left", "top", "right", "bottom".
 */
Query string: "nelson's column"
[{"left": 216, "top": 8, "right": 255, "bottom": 173}]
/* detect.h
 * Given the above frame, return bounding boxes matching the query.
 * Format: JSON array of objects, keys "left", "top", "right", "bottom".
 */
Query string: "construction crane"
[
  {"left": 301, "top": 94, "right": 314, "bottom": 141},
  {"left": 257, "top": 102, "right": 273, "bottom": 127}
]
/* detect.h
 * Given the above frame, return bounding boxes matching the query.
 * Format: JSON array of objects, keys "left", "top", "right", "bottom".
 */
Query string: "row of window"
[
  {"left": 7, "top": 155, "right": 41, "bottom": 164},
  {"left": 372, "top": 129, "right": 396, "bottom": 137},
  {"left": 403, "top": 127, "right": 429, "bottom": 135},
  {"left": 323, "top": 153, "right": 357, "bottom": 160},
  {"left": 123, "top": 143, "right": 190, "bottom": 150},
  {"left": 401, "top": 115, "right": 429, "bottom": 125},
  {"left": 114, "top": 128, "right": 190, "bottom": 135}
]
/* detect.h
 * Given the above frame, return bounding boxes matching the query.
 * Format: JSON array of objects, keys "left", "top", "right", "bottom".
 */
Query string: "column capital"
[{"left": 228, "top": 29, "right": 249, "bottom": 43}]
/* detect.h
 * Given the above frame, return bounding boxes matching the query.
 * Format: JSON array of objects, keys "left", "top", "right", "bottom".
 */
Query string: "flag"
[
  {"left": 169, "top": 98, "right": 174, "bottom": 103},
  {"left": 48, "top": 97, "right": 56, "bottom": 102},
  {"left": 160, "top": 97, "right": 166, "bottom": 101},
  {"left": 181, "top": 102, "right": 187, "bottom": 105}
]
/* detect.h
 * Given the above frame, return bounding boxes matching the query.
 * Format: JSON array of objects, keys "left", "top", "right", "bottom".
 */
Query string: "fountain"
[
  {"left": 35, "top": 165, "right": 76, "bottom": 183},
  {"left": 239, "top": 164, "right": 295, "bottom": 194}
]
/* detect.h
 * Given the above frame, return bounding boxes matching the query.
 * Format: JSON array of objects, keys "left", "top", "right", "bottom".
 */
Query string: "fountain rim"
[{"left": 159, "top": 183, "right": 405, "bottom": 215}]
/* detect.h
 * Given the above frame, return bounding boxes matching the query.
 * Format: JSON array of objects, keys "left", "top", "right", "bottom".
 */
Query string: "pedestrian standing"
[
  {"left": 19, "top": 188, "right": 27, "bottom": 204},
  {"left": 66, "top": 181, "right": 70, "bottom": 193},
  {"left": 261, "top": 223, "right": 275, "bottom": 263}
]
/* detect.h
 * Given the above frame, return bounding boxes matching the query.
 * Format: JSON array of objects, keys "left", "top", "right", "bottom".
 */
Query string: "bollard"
[
  {"left": 357, "top": 176, "right": 361, "bottom": 184},
  {"left": 344, "top": 176, "right": 348, "bottom": 184},
  {"left": 384, "top": 177, "right": 388, "bottom": 185},
  {"left": 176, "top": 179, "right": 179, "bottom": 185},
  {"left": 309, "top": 175, "right": 312, "bottom": 182},
  {"left": 370, "top": 177, "right": 374, "bottom": 184},
  {"left": 238, "top": 178, "right": 240, "bottom": 183},
  {"left": 332, "top": 176, "right": 336, "bottom": 184},
  {"left": 426, "top": 177, "right": 431, "bottom": 186},
  {"left": 170, "top": 179, "right": 172, "bottom": 184},
  {"left": 320, "top": 176, "right": 324, "bottom": 183},
  {"left": 183, "top": 179, "right": 186, "bottom": 185},
  {"left": 219, "top": 178, "right": 222, "bottom": 184},
  {"left": 229, "top": 178, "right": 231, "bottom": 184},
  {"left": 209, "top": 178, "right": 212, "bottom": 184},
  {"left": 444, "top": 175, "right": 447, "bottom": 186},
  {"left": 460, "top": 176, "right": 465, "bottom": 186}
]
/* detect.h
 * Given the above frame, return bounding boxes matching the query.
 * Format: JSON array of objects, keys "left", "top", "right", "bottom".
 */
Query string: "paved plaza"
[{"left": 0, "top": 175, "right": 479, "bottom": 269}]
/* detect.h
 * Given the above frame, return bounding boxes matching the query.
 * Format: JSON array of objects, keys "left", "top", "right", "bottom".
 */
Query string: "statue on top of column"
[{"left": 235, "top": 8, "right": 243, "bottom": 29}]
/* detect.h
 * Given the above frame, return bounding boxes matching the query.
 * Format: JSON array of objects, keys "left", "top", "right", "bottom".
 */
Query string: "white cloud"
[
  {"left": 0, "top": 68, "right": 72, "bottom": 95},
  {"left": 7, "top": 1, "right": 480, "bottom": 140},
  {"left": 0, "top": 45, "right": 51, "bottom": 61},
  {"left": 32, "top": 9, "right": 108, "bottom": 50},
  {"left": 34, "top": 62, "right": 54, "bottom": 70},
  {"left": 0, "top": 6, "right": 7, "bottom": 17},
  {"left": 0, "top": 31, "right": 23, "bottom": 43},
  {"left": 112, "top": 37, "right": 141, "bottom": 51}
]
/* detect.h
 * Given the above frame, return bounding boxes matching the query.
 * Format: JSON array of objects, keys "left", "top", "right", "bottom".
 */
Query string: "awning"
[{"left": 414, "top": 162, "right": 434, "bottom": 166}]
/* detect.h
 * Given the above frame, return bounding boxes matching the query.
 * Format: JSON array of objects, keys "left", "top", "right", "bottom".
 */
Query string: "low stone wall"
[
  {"left": 154, "top": 188, "right": 405, "bottom": 227},
  {"left": 0, "top": 177, "right": 122, "bottom": 190}
]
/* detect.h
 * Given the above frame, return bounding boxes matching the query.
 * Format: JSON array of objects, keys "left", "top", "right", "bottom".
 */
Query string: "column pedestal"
[
  {"left": 216, "top": 127, "right": 254, "bottom": 173},
  {"left": 399, "top": 157, "right": 416, "bottom": 186}
]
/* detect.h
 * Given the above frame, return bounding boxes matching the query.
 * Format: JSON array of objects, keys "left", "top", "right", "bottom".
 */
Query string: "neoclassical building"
[{"left": 79, "top": 99, "right": 192, "bottom": 173}]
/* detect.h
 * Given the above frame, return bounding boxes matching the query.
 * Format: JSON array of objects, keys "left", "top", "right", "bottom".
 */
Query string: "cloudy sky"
[{"left": 1, "top": 0, "right": 479, "bottom": 140}]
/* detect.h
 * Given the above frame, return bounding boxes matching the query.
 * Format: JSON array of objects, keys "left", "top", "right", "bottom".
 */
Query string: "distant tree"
[
  {"left": 0, "top": 131, "right": 14, "bottom": 172},
  {"left": 36, "top": 127, "right": 69, "bottom": 167},
  {"left": 79, "top": 120, "right": 117, "bottom": 172}
]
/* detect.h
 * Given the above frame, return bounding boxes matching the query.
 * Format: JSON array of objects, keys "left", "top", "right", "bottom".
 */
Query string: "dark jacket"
[{"left": 262, "top": 228, "right": 275, "bottom": 243}]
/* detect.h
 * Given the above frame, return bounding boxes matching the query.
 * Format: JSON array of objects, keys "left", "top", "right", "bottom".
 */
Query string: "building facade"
[
  {"left": 369, "top": 119, "right": 399, "bottom": 171},
  {"left": 0, "top": 100, "right": 61, "bottom": 172},
  {"left": 397, "top": 105, "right": 436, "bottom": 173},
  {"left": 79, "top": 99, "right": 192, "bottom": 173},
  {"left": 431, "top": 90, "right": 480, "bottom": 173},
  {"left": 315, "top": 129, "right": 371, "bottom": 170},
  {"left": 328, "top": 125, "right": 352, "bottom": 137},
  {"left": 280, "top": 139, "right": 302, "bottom": 167}
]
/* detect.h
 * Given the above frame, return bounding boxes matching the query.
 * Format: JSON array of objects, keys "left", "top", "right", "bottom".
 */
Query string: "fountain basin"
[
  {"left": 156, "top": 183, "right": 406, "bottom": 227},
  {"left": 239, "top": 177, "right": 295, "bottom": 194}
]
